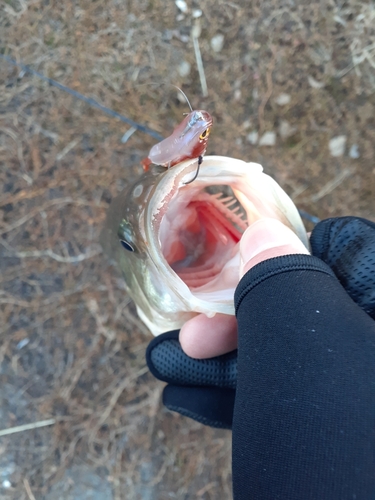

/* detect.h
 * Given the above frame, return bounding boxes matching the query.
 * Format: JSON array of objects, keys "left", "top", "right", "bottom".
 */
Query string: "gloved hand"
[{"left": 146, "top": 216, "right": 375, "bottom": 428}]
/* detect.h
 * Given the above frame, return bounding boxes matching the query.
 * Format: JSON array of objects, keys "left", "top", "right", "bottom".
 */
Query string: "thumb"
[{"left": 240, "top": 218, "right": 310, "bottom": 277}]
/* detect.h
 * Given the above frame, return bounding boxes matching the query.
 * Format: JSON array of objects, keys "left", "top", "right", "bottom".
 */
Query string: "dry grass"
[{"left": 0, "top": 0, "right": 374, "bottom": 498}]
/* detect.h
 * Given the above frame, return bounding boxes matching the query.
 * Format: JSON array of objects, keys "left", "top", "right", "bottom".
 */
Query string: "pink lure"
[{"left": 142, "top": 110, "right": 213, "bottom": 183}]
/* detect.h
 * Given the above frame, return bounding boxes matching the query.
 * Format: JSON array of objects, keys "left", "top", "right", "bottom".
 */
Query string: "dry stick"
[
  {"left": 192, "top": 22, "right": 208, "bottom": 97},
  {"left": 23, "top": 478, "right": 37, "bottom": 500},
  {"left": 96, "top": 366, "right": 149, "bottom": 428},
  {"left": 0, "top": 180, "right": 63, "bottom": 207},
  {"left": 56, "top": 138, "right": 81, "bottom": 161},
  {"left": 0, "top": 418, "right": 56, "bottom": 437},
  {"left": 4, "top": 246, "right": 102, "bottom": 263},
  {"left": 0, "top": 197, "right": 106, "bottom": 235},
  {"left": 258, "top": 46, "right": 277, "bottom": 132},
  {"left": 60, "top": 331, "right": 103, "bottom": 400},
  {"left": 149, "top": 448, "right": 176, "bottom": 487},
  {"left": 309, "top": 168, "right": 355, "bottom": 202},
  {"left": 197, "top": 481, "right": 216, "bottom": 497}
]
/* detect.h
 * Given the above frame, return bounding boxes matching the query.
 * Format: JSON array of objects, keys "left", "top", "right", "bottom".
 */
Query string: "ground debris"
[{"left": 1, "top": 0, "right": 374, "bottom": 498}]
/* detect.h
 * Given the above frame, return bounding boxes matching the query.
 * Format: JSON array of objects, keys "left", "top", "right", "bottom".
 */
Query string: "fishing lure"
[{"left": 142, "top": 88, "right": 213, "bottom": 184}]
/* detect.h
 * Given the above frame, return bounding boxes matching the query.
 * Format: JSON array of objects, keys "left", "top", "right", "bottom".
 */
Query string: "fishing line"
[
  {"left": 0, "top": 54, "right": 164, "bottom": 141},
  {"left": 136, "top": 82, "right": 193, "bottom": 112},
  {"left": 1, "top": 54, "right": 320, "bottom": 224},
  {"left": 297, "top": 209, "right": 320, "bottom": 224}
]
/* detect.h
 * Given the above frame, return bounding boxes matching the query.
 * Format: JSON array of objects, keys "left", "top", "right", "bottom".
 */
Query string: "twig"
[
  {"left": 149, "top": 448, "right": 176, "bottom": 486},
  {"left": 59, "top": 332, "right": 103, "bottom": 400},
  {"left": 86, "top": 298, "right": 116, "bottom": 341},
  {"left": 258, "top": 46, "right": 277, "bottom": 132},
  {"left": 0, "top": 418, "right": 56, "bottom": 437},
  {"left": 0, "top": 181, "right": 63, "bottom": 208},
  {"left": 0, "top": 197, "right": 106, "bottom": 235},
  {"left": 96, "top": 366, "right": 149, "bottom": 427},
  {"left": 309, "top": 168, "right": 355, "bottom": 202},
  {"left": 56, "top": 138, "right": 81, "bottom": 161},
  {"left": 197, "top": 481, "right": 216, "bottom": 497},
  {"left": 192, "top": 22, "right": 208, "bottom": 97},
  {"left": 23, "top": 478, "right": 37, "bottom": 500},
  {"left": 2, "top": 245, "right": 102, "bottom": 263}
]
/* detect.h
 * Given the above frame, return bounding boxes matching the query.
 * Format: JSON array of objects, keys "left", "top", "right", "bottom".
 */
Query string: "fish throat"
[{"left": 159, "top": 186, "right": 248, "bottom": 290}]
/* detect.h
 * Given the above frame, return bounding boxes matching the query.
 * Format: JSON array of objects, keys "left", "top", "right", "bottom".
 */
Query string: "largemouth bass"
[{"left": 101, "top": 156, "right": 308, "bottom": 335}]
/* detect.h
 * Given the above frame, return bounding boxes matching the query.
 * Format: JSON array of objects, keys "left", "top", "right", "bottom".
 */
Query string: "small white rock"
[
  {"left": 192, "top": 9, "right": 202, "bottom": 18},
  {"left": 210, "top": 34, "right": 225, "bottom": 53},
  {"left": 259, "top": 131, "right": 276, "bottom": 146},
  {"left": 247, "top": 131, "right": 259, "bottom": 145},
  {"left": 308, "top": 75, "right": 325, "bottom": 89},
  {"left": 175, "top": 0, "right": 188, "bottom": 13},
  {"left": 176, "top": 13, "right": 185, "bottom": 21},
  {"left": 329, "top": 135, "right": 347, "bottom": 157},
  {"left": 16, "top": 338, "right": 30, "bottom": 350},
  {"left": 242, "top": 119, "right": 252, "bottom": 130},
  {"left": 275, "top": 93, "right": 291, "bottom": 106},
  {"left": 178, "top": 60, "right": 191, "bottom": 77},
  {"left": 279, "top": 120, "right": 297, "bottom": 139},
  {"left": 234, "top": 89, "right": 241, "bottom": 101},
  {"left": 334, "top": 15, "right": 346, "bottom": 26},
  {"left": 349, "top": 144, "right": 360, "bottom": 159},
  {"left": 2, "top": 480, "right": 11, "bottom": 489}
]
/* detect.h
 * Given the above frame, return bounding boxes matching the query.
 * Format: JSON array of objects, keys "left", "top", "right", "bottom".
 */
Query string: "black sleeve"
[{"left": 232, "top": 254, "right": 375, "bottom": 500}]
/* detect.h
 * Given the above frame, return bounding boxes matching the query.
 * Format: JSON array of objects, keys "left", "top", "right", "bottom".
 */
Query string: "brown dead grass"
[{"left": 0, "top": 0, "right": 374, "bottom": 498}]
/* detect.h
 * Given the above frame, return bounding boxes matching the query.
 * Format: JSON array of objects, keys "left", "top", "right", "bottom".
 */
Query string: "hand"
[
  {"left": 146, "top": 217, "right": 375, "bottom": 428},
  {"left": 180, "top": 218, "right": 309, "bottom": 359}
]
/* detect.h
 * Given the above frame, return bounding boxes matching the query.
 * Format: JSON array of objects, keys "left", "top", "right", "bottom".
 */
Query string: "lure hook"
[{"left": 183, "top": 156, "right": 203, "bottom": 185}]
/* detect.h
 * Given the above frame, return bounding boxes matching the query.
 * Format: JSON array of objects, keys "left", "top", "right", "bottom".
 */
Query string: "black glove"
[
  {"left": 146, "top": 216, "right": 375, "bottom": 428},
  {"left": 146, "top": 330, "right": 237, "bottom": 428},
  {"left": 310, "top": 216, "right": 375, "bottom": 319}
]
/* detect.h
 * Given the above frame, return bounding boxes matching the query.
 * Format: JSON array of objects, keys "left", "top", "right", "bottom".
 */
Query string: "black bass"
[{"left": 101, "top": 156, "right": 309, "bottom": 335}]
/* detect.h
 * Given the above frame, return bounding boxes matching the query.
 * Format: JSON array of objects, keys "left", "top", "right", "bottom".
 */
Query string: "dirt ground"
[{"left": 0, "top": 0, "right": 374, "bottom": 498}]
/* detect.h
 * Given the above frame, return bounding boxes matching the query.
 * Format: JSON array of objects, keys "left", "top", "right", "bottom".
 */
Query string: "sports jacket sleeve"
[{"left": 233, "top": 254, "right": 375, "bottom": 500}]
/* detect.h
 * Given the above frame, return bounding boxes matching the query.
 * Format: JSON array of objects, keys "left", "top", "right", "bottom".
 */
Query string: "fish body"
[
  {"left": 101, "top": 156, "right": 309, "bottom": 335},
  {"left": 142, "top": 110, "right": 213, "bottom": 170}
]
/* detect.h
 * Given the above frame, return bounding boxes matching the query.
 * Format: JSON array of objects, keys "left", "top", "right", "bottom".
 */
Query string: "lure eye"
[
  {"left": 199, "top": 127, "right": 211, "bottom": 140},
  {"left": 120, "top": 240, "right": 134, "bottom": 252}
]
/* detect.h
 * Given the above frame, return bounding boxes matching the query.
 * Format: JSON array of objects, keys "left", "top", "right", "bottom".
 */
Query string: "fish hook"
[{"left": 183, "top": 155, "right": 203, "bottom": 185}]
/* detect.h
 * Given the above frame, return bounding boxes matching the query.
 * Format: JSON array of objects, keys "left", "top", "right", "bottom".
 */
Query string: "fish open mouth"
[
  {"left": 159, "top": 184, "right": 250, "bottom": 300},
  {"left": 148, "top": 156, "right": 308, "bottom": 315}
]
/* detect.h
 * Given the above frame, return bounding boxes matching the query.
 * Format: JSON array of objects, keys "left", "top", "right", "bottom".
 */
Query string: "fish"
[{"left": 101, "top": 155, "right": 309, "bottom": 336}]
